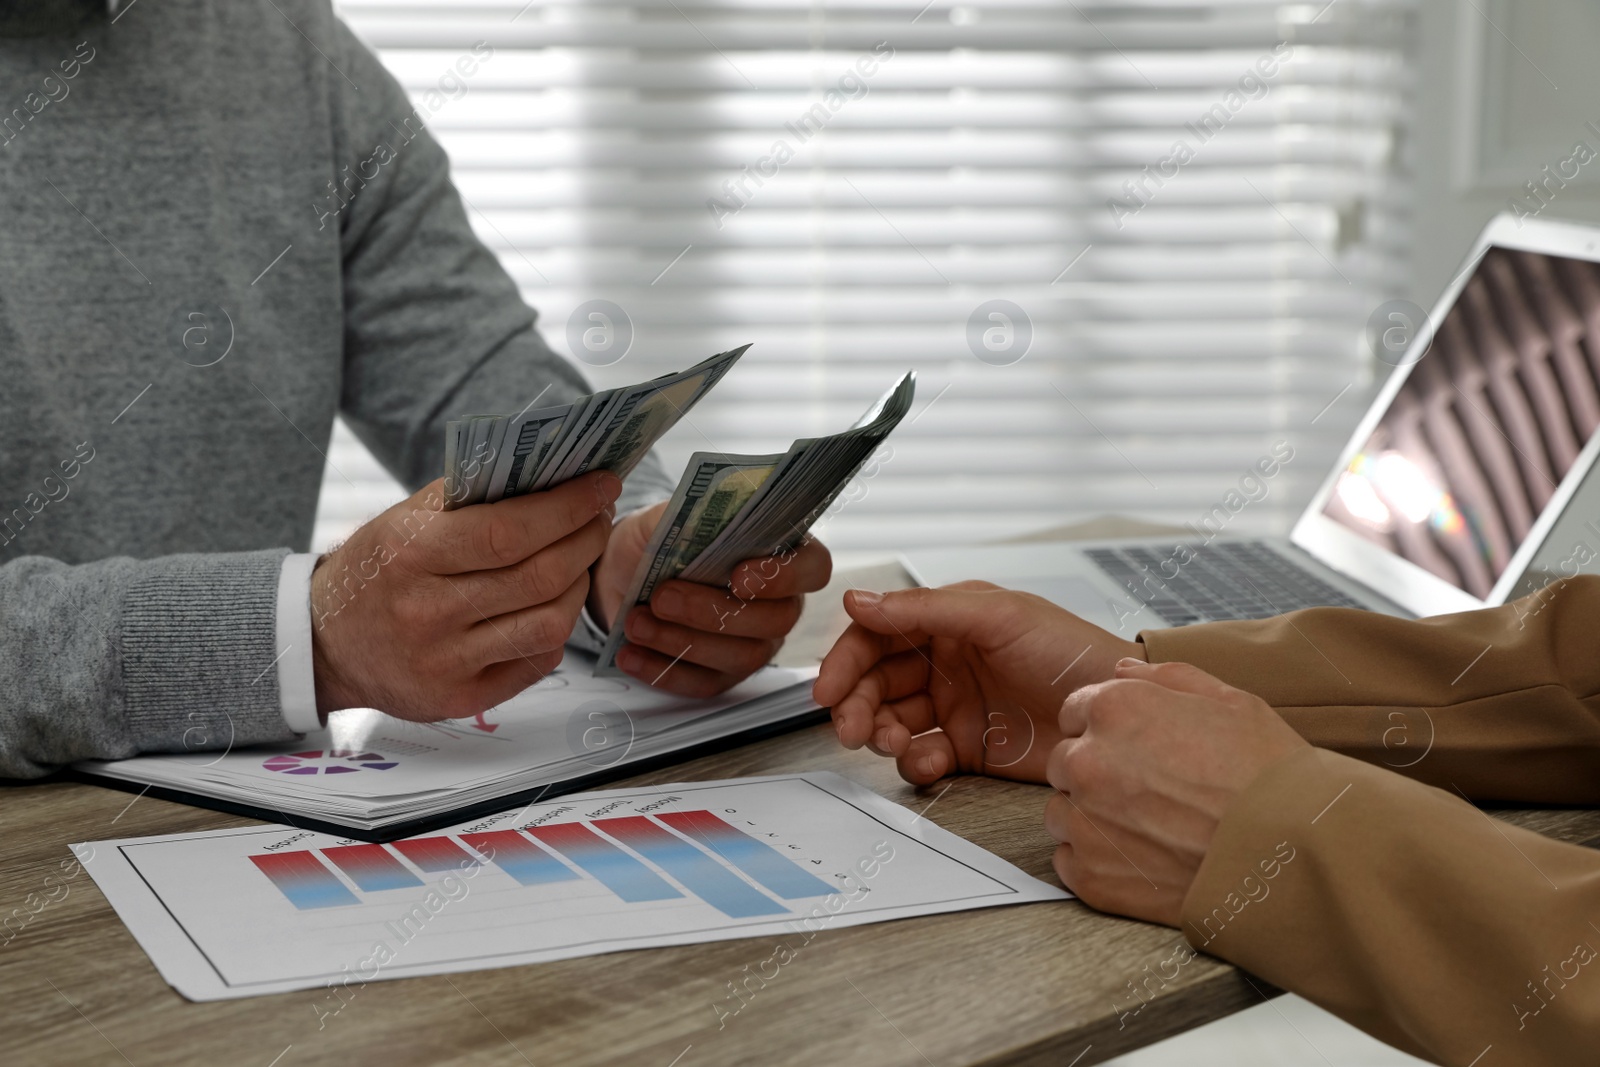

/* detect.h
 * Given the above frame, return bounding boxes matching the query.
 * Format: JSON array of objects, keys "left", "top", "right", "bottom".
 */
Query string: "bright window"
[{"left": 317, "top": 0, "right": 1415, "bottom": 553}]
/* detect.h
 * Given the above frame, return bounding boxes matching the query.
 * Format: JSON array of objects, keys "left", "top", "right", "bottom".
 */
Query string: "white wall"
[{"left": 1413, "top": 0, "right": 1600, "bottom": 298}]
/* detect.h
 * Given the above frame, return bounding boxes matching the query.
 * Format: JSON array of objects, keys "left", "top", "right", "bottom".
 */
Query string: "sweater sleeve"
[
  {"left": 0, "top": 550, "right": 298, "bottom": 779},
  {"left": 321, "top": 18, "right": 673, "bottom": 516},
  {"left": 1140, "top": 575, "right": 1600, "bottom": 803},
  {"left": 1182, "top": 746, "right": 1600, "bottom": 1065}
]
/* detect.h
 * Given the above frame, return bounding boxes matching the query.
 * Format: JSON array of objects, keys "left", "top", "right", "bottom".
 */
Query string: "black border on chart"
[
  {"left": 118, "top": 775, "right": 1026, "bottom": 991},
  {"left": 70, "top": 706, "right": 829, "bottom": 842}
]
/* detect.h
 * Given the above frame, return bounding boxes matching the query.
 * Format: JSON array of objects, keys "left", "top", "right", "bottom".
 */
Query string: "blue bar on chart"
[
  {"left": 391, "top": 835, "right": 479, "bottom": 874},
  {"left": 655, "top": 810, "right": 836, "bottom": 900},
  {"left": 592, "top": 816, "right": 788, "bottom": 919},
  {"left": 251, "top": 851, "right": 359, "bottom": 910},
  {"left": 461, "top": 831, "right": 580, "bottom": 887},
  {"left": 320, "top": 843, "right": 423, "bottom": 892},
  {"left": 525, "top": 823, "right": 683, "bottom": 904}
]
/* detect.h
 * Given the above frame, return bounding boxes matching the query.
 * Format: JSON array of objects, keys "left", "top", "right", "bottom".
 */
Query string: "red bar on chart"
[
  {"left": 527, "top": 823, "right": 682, "bottom": 904},
  {"left": 592, "top": 816, "right": 787, "bottom": 919},
  {"left": 251, "top": 851, "right": 359, "bottom": 910},
  {"left": 392, "top": 836, "right": 479, "bottom": 874},
  {"left": 321, "top": 844, "right": 423, "bottom": 892},
  {"left": 655, "top": 810, "right": 835, "bottom": 899},
  {"left": 462, "top": 830, "right": 580, "bottom": 886}
]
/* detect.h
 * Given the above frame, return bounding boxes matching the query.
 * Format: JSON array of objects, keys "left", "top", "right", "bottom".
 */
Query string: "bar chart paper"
[{"left": 76, "top": 773, "right": 1069, "bottom": 1001}]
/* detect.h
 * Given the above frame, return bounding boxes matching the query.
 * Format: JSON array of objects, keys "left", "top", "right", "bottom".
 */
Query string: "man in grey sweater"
[{"left": 0, "top": 0, "right": 829, "bottom": 778}]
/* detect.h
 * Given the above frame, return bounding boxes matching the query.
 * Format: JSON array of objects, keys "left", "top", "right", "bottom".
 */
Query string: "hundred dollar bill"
[
  {"left": 482, "top": 405, "right": 569, "bottom": 504},
  {"left": 443, "top": 415, "right": 507, "bottom": 508},
  {"left": 443, "top": 420, "right": 463, "bottom": 502},
  {"left": 442, "top": 345, "right": 749, "bottom": 510},
  {"left": 679, "top": 371, "right": 916, "bottom": 584},
  {"left": 529, "top": 390, "right": 610, "bottom": 492},
  {"left": 593, "top": 371, "right": 916, "bottom": 679},
  {"left": 593, "top": 452, "right": 782, "bottom": 676},
  {"left": 547, "top": 345, "right": 748, "bottom": 488}
]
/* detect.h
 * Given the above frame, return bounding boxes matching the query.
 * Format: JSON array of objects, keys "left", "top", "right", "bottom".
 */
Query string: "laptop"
[{"left": 903, "top": 213, "right": 1600, "bottom": 633}]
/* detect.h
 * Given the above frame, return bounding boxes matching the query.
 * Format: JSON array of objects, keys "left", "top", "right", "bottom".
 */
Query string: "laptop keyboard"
[{"left": 1085, "top": 540, "right": 1367, "bottom": 626}]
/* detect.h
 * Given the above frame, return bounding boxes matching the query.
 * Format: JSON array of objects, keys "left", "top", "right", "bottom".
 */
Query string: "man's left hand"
[
  {"left": 589, "top": 501, "right": 832, "bottom": 696},
  {"left": 1044, "top": 658, "right": 1307, "bottom": 927}
]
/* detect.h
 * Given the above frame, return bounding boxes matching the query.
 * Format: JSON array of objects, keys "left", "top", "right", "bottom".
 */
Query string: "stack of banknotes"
[
  {"left": 443, "top": 345, "right": 749, "bottom": 508},
  {"left": 441, "top": 347, "right": 915, "bottom": 678},
  {"left": 593, "top": 370, "right": 916, "bottom": 675}
]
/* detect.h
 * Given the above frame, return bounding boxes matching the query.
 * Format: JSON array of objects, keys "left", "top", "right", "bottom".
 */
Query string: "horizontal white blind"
[{"left": 317, "top": 0, "right": 1415, "bottom": 553}]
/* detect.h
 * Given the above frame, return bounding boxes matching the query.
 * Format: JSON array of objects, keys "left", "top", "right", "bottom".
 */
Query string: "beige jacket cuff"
[
  {"left": 1180, "top": 745, "right": 1600, "bottom": 1066},
  {"left": 1138, "top": 577, "right": 1600, "bottom": 803}
]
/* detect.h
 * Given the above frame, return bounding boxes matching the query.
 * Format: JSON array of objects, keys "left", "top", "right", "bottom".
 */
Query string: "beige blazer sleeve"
[
  {"left": 1180, "top": 746, "right": 1600, "bottom": 1065},
  {"left": 1140, "top": 574, "right": 1600, "bottom": 803}
]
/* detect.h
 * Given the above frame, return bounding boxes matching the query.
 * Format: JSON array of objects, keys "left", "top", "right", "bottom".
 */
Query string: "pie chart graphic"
[{"left": 262, "top": 750, "right": 399, "bottom": 775}]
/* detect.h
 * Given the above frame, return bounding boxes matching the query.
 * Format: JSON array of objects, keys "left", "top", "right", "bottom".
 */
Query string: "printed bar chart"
[
  {"left": 655, "top": 810, "right": 836, "bottom": 899},
  {"left": 526, "top": 823, "right": 683, "bottom": 903},
  {"left": 92, "top": 774, "right": 1072, "bottom": 1000},
  {"left": 390, "top": 835, "right": 478, "bottom": 873},
  {"left": 320, "top": 844, "right": 423, "bottom": 892},
  {"left": 461, "top": 831, "right": 580, "bottom": 887},
  {"left": 250, "top": 851, "right": 359, "bottom": 910},
  {"left": 593, "top": 816, "right": 788, "bottom": 919},
  {"left": 253, "top": 815, "right": 833, "bottom": 916}
]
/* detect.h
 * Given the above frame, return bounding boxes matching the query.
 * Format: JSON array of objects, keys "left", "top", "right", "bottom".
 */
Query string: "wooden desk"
[{"left": 7, "top": 529, "right": 1600, "bottom": 1067}]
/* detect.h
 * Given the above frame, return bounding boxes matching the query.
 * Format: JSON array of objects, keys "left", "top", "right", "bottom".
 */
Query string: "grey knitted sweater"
[{"left": 0, "top": 1, "right": 672, "bottom": 777}]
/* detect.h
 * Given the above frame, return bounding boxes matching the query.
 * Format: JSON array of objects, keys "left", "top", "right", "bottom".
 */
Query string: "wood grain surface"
[{"left": 4, "top": 536, "right": 1598, "bottom": 1067}]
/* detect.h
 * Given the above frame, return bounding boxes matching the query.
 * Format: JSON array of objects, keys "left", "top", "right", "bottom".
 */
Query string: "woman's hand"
[
  {"left": 814, "top": 582, "right": 1144, "bottom": 785},
  {"left": 1045, "top": 659, "right": 1308, "bottom": 925}
]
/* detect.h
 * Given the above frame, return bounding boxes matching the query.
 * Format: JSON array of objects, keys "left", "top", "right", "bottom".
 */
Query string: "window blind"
[{"left": 316, "top": 0, "right": 1416, "bottom": 554}]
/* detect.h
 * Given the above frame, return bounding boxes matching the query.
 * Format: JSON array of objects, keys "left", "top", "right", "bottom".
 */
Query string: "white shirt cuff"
[
  {"left": 568, "top": 603, "right": 610, "bottom": 655},
  {"left": 568, "top": 499, "right": 666, "bottom": 656},
  {"left": 275, "top": 553, "right": 321, "bottom": 733}
]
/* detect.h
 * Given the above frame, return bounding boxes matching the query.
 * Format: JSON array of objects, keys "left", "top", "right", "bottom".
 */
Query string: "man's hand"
[
  {"left": 814, "top": 583, "right": 1144, "bottom": 785},
  {"left": 588, "top": 502, "right": 832, "bottom": 697},
  {"left": 1045, "top": 659, "right": 1308, "bottom": 926},
  {"left": 310, "top": 472, "right": 622, "bottom": 720}
]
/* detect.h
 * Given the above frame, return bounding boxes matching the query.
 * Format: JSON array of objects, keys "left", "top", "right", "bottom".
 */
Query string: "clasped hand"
[{"left": 814, "top": 583, "right": 1306, "bottom": 925}]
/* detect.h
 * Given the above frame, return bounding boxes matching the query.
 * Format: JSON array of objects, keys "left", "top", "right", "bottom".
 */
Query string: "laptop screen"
[{"left": 1322, "top": 247, "right": 1600, "bottom": 599}]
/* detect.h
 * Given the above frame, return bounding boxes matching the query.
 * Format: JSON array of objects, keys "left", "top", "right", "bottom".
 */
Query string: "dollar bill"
[
  {"left": 548, "top": 345, "right": 748, "bottom": 487},
  {"left": 441, "top": 345, "right": 750, "bottom": 510},
  {"left": 482, "top": 405, "right": 568, "bottom": 504},
  {"left": 594, "top": 371, "right": 916, "bottom": 677},
  {"left": 593, "top": 453, "right": 782, "bottom": 675},
  {"left": 679, "top": 372, "right": 915, "bottom": 583},
  {"left": 444, "top": 415, "right": 505, "bottom": 508},
  {"left": 529, "top": 390, "right": 610, "bottom": 493}
]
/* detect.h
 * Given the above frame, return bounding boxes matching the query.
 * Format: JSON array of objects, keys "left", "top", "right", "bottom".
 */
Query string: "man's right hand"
[
  {"left": 310, "top": 471, "right": 622, "bottom": 721},
  {"left": 813, "top": 582, "right": 1144, "bottom": 785}
]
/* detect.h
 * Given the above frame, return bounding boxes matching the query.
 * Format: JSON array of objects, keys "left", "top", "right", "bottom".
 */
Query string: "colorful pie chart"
[{"left": 261, "top": 750, "right": 398, "bottom": 775}]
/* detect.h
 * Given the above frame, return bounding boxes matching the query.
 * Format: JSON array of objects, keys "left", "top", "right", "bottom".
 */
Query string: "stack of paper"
[{"left": 76, "top": 654, "right": 818, "bottom": 837}]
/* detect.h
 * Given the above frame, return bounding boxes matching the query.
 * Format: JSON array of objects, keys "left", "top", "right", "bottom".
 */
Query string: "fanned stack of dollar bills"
[
  {"left": 593, "top": 370, "right": 916, "bottom": 675},
  {"left": 443, "top": 345, "right": 749, "bottom": 508},
  {"left": 442, "top": 346, "right": 915, "bottom": 679}
]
